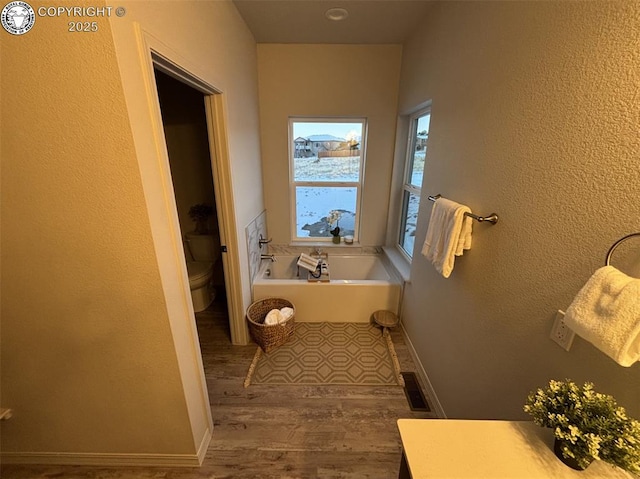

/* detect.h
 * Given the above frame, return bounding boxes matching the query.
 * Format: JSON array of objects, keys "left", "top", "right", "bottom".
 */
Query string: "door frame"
[
  {"left": 150, "top": 52, "right": 246, "bottom": 346},
  {"left": 132, "top": 26, "right": 249, "bottom": 460}
]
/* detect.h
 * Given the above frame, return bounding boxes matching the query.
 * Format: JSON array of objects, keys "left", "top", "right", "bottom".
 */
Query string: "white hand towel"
[
  {"left": 421, "top": 197, "right": 473, "bottom": 278},
  {"left": 456, "top": 214, "right": 473, "bottom": 255},
  {"left": 297, "top": 253, "right": 320, "bottom": 273},
  {"left": 264, "top": 309, "right": 284, "bottom": 326},
  {"left": 279, "top": 307, "right": 294, "bottom": 321},
  {"left": 564, "top": 266, "right": 640, "bottom": 367}
]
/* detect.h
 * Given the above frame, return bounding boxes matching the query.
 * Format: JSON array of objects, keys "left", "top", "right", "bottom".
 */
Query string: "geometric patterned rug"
[{"left": 244, "top": 322, "right": 404, "bottom": 387}]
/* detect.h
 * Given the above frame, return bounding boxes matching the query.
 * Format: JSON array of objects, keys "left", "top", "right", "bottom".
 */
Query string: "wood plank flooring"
[{"left": 1, "top": 299, "right": 436, "bottom": 479}]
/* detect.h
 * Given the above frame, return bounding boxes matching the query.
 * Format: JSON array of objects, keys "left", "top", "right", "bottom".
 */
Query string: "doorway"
[
  {"left": 142, "top": 48, "right": 247, "bottom": 347},
  {"left": 153, "top": 70, "right": 229, "bottom": 333}
]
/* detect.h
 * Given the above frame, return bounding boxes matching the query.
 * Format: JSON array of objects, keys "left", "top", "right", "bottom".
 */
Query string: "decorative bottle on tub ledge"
[{"left": 328, "top": 209, "right": 341, "bottom": 244}]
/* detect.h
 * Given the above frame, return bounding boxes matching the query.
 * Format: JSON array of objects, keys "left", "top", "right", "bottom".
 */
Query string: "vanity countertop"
[{"left": 397, "top": 419, "right": 635, "bottom": 478}]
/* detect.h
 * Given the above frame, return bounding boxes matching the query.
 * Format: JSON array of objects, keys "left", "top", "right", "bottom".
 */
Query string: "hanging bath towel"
[
  {"left": 564, "top": 266, "right": 640, "bottom": 367},
  {"left": 421, "top": 197, "right": 472, "bottom": 278}
]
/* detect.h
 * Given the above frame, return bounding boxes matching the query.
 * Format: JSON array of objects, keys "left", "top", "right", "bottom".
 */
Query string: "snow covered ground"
[
  {"left": 294, "top": 151, "right": 425, "bottom": 242},
  {"left": 402, "top": 151, "right": 425, "bottom": 254},
  {"left": 294, "top": 155, "right": 359, "bottom": 237},
  {"left": 294, "top": 156, "right": 360, "bottom": 182}
]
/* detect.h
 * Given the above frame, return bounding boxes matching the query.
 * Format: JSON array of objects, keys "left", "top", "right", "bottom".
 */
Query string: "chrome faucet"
[
  {"left": 258, "top": 234, "right": 272, "bottom": 249},
  {"left": 312, "top": 247, "right": 327, "bottom": 260},
  {"left": 261, "top": 254, "right": 277, "bottom": 262}
]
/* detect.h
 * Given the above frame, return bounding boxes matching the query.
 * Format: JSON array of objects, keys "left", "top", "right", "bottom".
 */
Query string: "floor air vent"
[{"left": 401, "top": 372, "right": 430, "bottom": 412}]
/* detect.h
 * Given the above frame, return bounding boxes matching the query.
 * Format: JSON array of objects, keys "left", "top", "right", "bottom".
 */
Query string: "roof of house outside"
[{"left": 306, "top": 134, "right": 345, "bottom": 142}]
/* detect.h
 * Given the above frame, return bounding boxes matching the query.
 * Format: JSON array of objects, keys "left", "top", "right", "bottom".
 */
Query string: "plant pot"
[
  {"left": 553, "top": 438, "right": 593, "bottom": 471},
  {"left": 332, "top": 235, "right": 341, "bottom": 244}
]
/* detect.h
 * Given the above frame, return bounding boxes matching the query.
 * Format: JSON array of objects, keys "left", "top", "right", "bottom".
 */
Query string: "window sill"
[
  {"left": 289, "top": 241, "right": 360, "bottom": 247},
  {"left": 382, "top": 246, "right": 411, "bottom": 283}
]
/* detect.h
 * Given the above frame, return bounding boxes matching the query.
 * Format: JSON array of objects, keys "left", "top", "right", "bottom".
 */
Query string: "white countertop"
[{"left": 397, "top": 419, "right": 636, "bottom": 478}]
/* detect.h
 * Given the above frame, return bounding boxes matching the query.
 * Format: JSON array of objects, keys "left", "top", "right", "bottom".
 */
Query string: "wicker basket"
[{"left": 246, "top": 297, "right": 296, "bottom": 353}]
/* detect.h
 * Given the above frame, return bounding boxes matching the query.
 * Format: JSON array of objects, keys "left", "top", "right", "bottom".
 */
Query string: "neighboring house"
[
  {"left": 416, "top": 133, "right": 428, "bottom": 150},
  {"left": 294, "top": 134, "right": 346, "bottom": 157},
  {"left": 293, "top": 136, "right": 311, "bottom": 157}
]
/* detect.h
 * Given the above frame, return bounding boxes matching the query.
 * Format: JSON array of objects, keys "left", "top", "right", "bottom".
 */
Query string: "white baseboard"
[
  {"left": 400, "top": 322, "right": 447, "bottom": 418},
  {"left": 2, "top": 428, "right": 212, "bottom": 467},
  {"left": 0, "top": 451, "right": 202, "bottom": 467},
  {"left": 196, "top": 427, "right": 212, "bottom": 465}
]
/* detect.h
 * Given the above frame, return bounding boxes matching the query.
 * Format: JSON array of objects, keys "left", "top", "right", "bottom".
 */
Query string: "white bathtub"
[{"left": 252, "top": 255, "right": 402, "bottom": 323}]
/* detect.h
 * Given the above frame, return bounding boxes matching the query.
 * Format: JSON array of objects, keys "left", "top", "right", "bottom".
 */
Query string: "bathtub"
[{"left": 252, "top": 254, "right": 402, "bottom": 323}]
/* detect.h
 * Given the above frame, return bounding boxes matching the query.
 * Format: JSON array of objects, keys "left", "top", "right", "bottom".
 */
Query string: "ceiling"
[{"left": 232, "top": 0, "right": 434, "bottom": 44}]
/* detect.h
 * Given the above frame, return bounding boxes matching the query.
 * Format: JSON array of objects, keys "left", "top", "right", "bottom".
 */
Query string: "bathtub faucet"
[
  {"left": 312, "top": 248, "right": 328, "bottom": 262},
  {"left": 261, "top": 254, "right": 277, "bottom": 262}
]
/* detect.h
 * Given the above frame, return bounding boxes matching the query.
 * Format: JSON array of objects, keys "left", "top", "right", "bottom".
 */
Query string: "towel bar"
[
  {"left": 605, "top": 232, "right": 640, "bottom": 266},
  {"left": 428, "top": 194, "right": 498, "bottom": 224}
]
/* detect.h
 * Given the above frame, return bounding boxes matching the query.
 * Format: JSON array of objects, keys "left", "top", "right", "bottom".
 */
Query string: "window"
[
  {"left": 289, "top": 118, "right": 366, "bottom": 242},
  {"left": 399, "top": 107, "right": 431, "bottom": 258}
]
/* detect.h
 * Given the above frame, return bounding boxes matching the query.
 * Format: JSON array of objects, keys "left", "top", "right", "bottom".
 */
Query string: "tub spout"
[
  {"left": 261, "top": 254, "right": 277, "bottom": 262},
  {"left": 312, "top": 248, "right": 328, "bottom": 261}
]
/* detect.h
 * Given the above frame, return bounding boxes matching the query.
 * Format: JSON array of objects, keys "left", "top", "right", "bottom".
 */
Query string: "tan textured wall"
[
  {"left": 257, "top": 44, "right": 402, "bottom": 245},
  {"left": 0, "top": 2, "right": 194, "bottom": 454},
  {"left": 398, "top": 1, "right": 640, "bottom": 418}
]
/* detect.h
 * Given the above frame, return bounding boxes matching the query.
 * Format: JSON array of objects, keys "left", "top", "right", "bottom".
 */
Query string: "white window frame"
[
  {"left": 288, "top": 117, "right": 367, "bottom": 243},
  {"left": 398, "top": 105, "right": 431, "bottom": 260}
]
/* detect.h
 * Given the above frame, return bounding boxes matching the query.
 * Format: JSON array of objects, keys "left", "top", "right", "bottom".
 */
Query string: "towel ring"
[{"left": 605, "top": 232, "right": 640, "bottom": 266}]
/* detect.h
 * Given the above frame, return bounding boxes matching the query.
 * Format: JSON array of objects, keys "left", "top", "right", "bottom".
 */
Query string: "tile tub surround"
[
  {"left": 245, "top": 210, "right": 267, "bottom": 282},
  {"left": 252, "top": 254, "right": 402, "bottom": 323}
]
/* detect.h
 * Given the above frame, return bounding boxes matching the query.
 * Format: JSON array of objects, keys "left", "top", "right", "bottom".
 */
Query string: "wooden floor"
[{"left": 2, "top": 299, "right": 436, "bottom": 479}]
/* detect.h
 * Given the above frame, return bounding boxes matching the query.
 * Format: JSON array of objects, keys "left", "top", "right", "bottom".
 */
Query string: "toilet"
[{"left": 185, "top": 232, "right": 220, "bottom": 312}]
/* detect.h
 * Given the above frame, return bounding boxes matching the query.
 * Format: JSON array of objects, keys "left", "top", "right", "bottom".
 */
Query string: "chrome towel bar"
[{"left": 428, "top": 194, "right": 498, "bottom": 224}]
